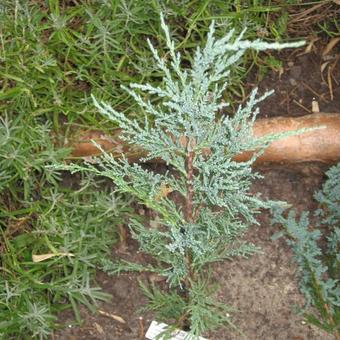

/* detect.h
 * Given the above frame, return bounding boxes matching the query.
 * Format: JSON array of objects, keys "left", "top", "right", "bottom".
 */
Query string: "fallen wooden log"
[
  {"left": 235, "top": 113, "right": 340, "bottom": 164},
  {"left": 67, "top": 113, "right": 340, "bottom": 164}
]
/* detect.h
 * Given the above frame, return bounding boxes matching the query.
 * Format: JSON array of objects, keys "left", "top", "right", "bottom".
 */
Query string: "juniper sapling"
[{"left": 56, "top": 14, "right": 305, "bottom": 337}]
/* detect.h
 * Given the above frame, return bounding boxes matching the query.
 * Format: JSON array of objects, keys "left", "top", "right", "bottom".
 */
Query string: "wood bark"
[{"left": 67, "top": 113, "right": 340, "bottom": 164}]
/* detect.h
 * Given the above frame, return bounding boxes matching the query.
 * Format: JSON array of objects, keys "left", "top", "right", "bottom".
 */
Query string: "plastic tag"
[{"left": 145, "top": 320, "right": 207, "bottom": 340}]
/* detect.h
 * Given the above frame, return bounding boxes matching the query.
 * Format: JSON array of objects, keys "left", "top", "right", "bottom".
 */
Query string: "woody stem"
[
  {"left": 186, "top": 147, "right": 194, "bottom": 224},
  {"left": 183, "top": 140, "right": 197, "bottom": 284}
]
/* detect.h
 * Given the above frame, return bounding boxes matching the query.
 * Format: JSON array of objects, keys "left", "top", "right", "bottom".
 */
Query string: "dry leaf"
[
  {"left": 98, "top": 310, "right": 126, "bottom": 324},
  {"left": 179, "top": 135, "right": 187, "bottom": 148},
  {"left": 201, "top": 147, "right": 211, "bottom": 157},
  {"left": 150, "top": 216, "right": 161, "bottom": 229},
  {"left": 32, "top": 252, "right": 74, "bottom": 262},
  {"left": 155, "top": 183, "right": 173, "bottom": 201},
  {"left": 111, "top": 314, "right": 126, "bottom": 324},
  {"left": 323, "top": 37, "right": 340, "bottom": 56},
  {"left": 327, "top": 66, "right": 334, "bottom": 101},
  {"left": 296, "top": 37, "right": 319, "bottom": 57},
  {"left": 149, "top": 273, "right": 166, "bottom": 283},
  {"left": 94, "top": 322, "right": 105, "bottom": 335},
  {"left": 82, "top": 156, "right": 97, "bottom": 164},
  {"left": 304, "top": 40, "right": 315, "bottom": 54},
  {"left": 278, "top": 67, "right": 284, "bottom": 79},
  {"left": 320, "top": 61, "right": 330, "bottom": 85}
]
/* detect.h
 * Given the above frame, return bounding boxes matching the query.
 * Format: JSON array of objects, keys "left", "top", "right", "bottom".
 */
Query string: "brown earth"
[{"left": 54, "top": 36, "right": 339, "bottom": 340}]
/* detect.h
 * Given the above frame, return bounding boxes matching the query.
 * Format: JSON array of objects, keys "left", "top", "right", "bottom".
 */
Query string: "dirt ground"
[{"left": 54, "top": 36, "right": 339, "bottom": 340}]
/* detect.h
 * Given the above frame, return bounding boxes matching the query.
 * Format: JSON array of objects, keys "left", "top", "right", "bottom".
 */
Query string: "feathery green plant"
[
  {"left": 0, "top": 114, "right": 68, "bottom": 199},
  {"left": 273, "top": 163, "right": 339, "bottom": 340},
  {"left": 0, "top": 183, "right": 129, "bottom": 339},
  {"left": 54, "top": 14, "right": 305, "bottom": 338},
  {"left": 0, "top": 0, "right": 310, "bottom": 135},
  {"left": 0, "top": 115, "right": 130, "bottom": 339}
]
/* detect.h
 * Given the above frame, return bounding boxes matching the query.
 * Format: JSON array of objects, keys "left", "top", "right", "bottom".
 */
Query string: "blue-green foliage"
[
  {"left": 273, "top": 163, "right": 339, "bottom": 336},
  {"left": 58, "top": 14, "right": 305, "bottom": 337},
  {"left": 315, "top": 163, "right": 340, "bottom": 227}
]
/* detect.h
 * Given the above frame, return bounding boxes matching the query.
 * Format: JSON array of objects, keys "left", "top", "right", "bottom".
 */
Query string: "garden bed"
[
  {"left": 54, "top": 36, "right": 339, "bottom": 340},
  {"left": 1, "top": 2, "right": 338, "bottom": 339},
  {"left": 55, "top": 163, "right": 332, "bottom": 340}
]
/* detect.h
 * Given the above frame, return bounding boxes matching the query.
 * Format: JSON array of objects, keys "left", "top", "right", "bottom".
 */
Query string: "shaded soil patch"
[{"left": 254, "top": 38, "right": 339, "bottom": 117}]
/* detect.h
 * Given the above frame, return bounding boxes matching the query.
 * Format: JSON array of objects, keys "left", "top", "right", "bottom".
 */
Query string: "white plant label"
[{"left": 145, "top": 320, "right": 208, "bottom": 340}]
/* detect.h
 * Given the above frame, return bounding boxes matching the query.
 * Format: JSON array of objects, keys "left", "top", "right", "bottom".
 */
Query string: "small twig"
[
  {"left": 289, "top": 3, "right": 325, "bottom": 22},
  {"left": 292, "top": 99, "right": 311, "bottom": 113},
  {"left": 185, "top": 139, "right": 195, "bottom": 224},
  {"left": 331, "top": 56, "right": 339, "bottom": 86},
  {"left": 327, "top": 64, "right": 334, "bottom": 101},
  {"left": 138, "top": 317, "right": 144, "bottom": 339},
  {"left": 193, "top": 203, "right": 204, "bottom": 222},
  {"left": 279, "top": 86, "right": 297, "bottom": 106},
  {"left": 301, "top": 81, "right": 325, "bottom": 101}
]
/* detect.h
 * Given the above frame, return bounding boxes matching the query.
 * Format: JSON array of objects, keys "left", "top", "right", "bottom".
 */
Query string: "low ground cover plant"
[
  {"left": 0, "top": 115, "right": 130, "bottom": 339},
  {"left": 58, "top": 14, "right": 305, "bottom": 338},
  {"left": 0, "top": 0, "right": 312, "bottom": 134},
  {"left": 273, "top": 163, "right": 340, "bottom": 340}
]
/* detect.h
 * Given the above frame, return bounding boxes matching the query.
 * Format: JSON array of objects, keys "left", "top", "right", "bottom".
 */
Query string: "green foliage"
[
  {"left": 317, "top": 14, "right": 340, "bottom": 38},
  {"left": 273, "top": 163, "right": 340, "bottom": 339},
  {"left": 0, "top": 180, "right": 130, "bottom": 339},
  {"left": 56, "top": 14, "right": 304, "bottom": 338},
  {"left": 0, "top": 0, "right": 307, "bottom": 134},
  {"left": 139, "top": 281, "right": 187, "bottom": 321},
  {"left": 314, "top": 163, "right": 340, "bottom": 228},
  {"left": 0, "top": 115, "right": 68, "bottom": 199},
  {"left": 0, "top": 115, "right": 130, "bottom": 338}
]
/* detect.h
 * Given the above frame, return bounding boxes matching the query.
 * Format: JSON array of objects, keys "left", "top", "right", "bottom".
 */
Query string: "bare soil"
[{"left": 54, "top": 37, "right": 339, "bottom": 340}]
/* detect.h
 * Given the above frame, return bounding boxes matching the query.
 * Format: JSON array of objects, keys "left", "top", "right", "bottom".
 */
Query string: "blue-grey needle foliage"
[
  {"left": 273, "top": 163, "right": 339, "bottom": 338},
  {"left": 58, "top": 14, "right": 305, "bottom": 338}
]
